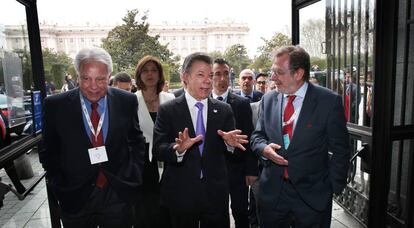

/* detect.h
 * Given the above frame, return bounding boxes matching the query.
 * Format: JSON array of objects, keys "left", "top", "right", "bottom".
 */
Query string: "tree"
[
  {"left": 300, "top": 19, "right": 325, "bottom": 58},
  {"left": 223, "top": 44, "right": 251, "bottom": 75},
  {"left": 42, "top": 48, "right": 73, "bottom": 88},
  {"left": 209, "top": 51, "right": 224, "bottom": 61},
  {"left": 258, "top": 32, "right": 291, "bottom": 57},
  {"left": 101, "top": 9, "right": 179, "bottom": 79},
  {"left": 249, "top": 54, "right": 272, "bottom": 73}
]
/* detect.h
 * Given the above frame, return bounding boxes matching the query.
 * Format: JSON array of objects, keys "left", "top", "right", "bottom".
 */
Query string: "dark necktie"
[
  {"left": 245, "top": 95, "right": 252, "bottom": 101},
  {"left": 91, "top": 103, "right": 107, "bottom": 188},
  {"left": 217, "top": 96, "right": 223, "bottom": 101},
  {"left": 282, "top": 95, "right": 296, "bottom": 179}
]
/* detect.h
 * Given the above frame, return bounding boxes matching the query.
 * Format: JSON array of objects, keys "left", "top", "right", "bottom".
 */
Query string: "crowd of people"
[{"left": 39, "top": 45, "right": 350, "bottom": 228}]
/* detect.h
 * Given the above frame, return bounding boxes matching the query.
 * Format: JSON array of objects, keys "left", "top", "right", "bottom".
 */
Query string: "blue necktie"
[{"left": 195, "top": 102, "right": 205, "bottom": 155}]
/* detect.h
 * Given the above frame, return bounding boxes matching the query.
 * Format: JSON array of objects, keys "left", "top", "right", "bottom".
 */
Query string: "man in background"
[
  {"left": 211, "top": 58, "right": 257, "bottom": 228},
  {"left": 235, "top": 69, "right": 263, "bottom": 102},
  {"left": 255, "top": 73, "right": 268, "bottom": 94},
  {"left": 113, "top": 72, "right": 133, "bottom": 92}
]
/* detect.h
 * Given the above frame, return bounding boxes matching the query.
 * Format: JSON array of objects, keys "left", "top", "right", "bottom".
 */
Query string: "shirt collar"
[
  {"left": 240, "top": 90, "right": 253, "bottom": 98},
  {"left": 81, "top": 93, "right": 107, "bottom": 112},
  {"left": 283, "top": 82, "right": 308, "bottom": 99},
  {"left": 212, "top": 89, "right": 229, "bottom": 101},
  {"left": 185, "top": 91, "right": 208, "bottom": 108}
]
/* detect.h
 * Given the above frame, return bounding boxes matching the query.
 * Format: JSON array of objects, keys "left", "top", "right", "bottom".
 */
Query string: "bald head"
[{"left": 239, "top": 69, "right": 255, "bottom": 94}]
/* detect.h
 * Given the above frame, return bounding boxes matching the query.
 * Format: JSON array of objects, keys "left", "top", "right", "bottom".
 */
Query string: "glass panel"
[
  {"left": 299, "top": 0, "right": 327, "bottom": 87},
  {"left": 406, "top": 24, "right": 414, "bottom": 125},
  {"left": 393, "top": 3, "right": 413, "bottom": 126},
  {"left": 388, "top": 139, "right": 414, "bottom": 225},
  {"left": 325, "top": 0, "right": 374, "bottom": 127},
  {"left": 0, "top": 0, "right": 34, "bottom": 148}
]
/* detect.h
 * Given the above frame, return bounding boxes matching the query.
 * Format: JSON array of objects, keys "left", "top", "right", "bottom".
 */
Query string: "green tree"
[
  {"left": 258, "top": 32, "right": 291, "bottom": 57},
  {"left": 249, "top": 54, "right": 272, "bottom": 73},
  {"left": 209, "top": 51, "right": 224, "bottom": 61},
  {"left": 42, "top": 48, "right": 73, "bottom": 88},
  {"left": 223, "top": 44, "right": 251, "bottom": 75},
  {"left": 101, "top": 9, "right": 179, "bottom": 80}
]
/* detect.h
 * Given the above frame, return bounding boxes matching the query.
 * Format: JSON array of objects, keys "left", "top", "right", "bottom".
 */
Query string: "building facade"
[{"left": 4, "top": 20, "right": 249, "bottom": 60}]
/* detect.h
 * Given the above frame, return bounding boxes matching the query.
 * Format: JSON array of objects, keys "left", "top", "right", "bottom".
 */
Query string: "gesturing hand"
[
  {"left": 173, "top": 128, "right": 203, "bottom": 154},
  {"left": 217, "top": 129, "right": 248, "bottom": 151},
  {"left": 262, "top": 143, "right": 288, "bottom": 166}
]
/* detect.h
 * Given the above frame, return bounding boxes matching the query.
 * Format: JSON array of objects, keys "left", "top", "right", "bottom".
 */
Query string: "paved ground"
[{"left": 0, "top": 151, "right": 363, "bottom": 228}]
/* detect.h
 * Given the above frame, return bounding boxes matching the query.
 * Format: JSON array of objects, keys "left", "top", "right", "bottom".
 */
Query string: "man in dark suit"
[
  {"left": 234, "top": 69, "right": 263, "bottom": 102},
  {"left": 173, "top": 87, "right": 185, "bottom": 98},
  {"left": 250, "top": 46, "right": 350, "bottom": 228},
  {"left": 211, "top": 58, "right": 257, "bottom": 228},
  {"left": 153, "top": 52, "right": 248, "bottom": 228},
  {"left": 40, "top": 47, "right": 146, "bottom": 227}
]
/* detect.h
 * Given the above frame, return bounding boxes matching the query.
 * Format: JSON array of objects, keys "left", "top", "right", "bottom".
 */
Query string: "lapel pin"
[{"left": 213, "top": 109, "right": 218, "bottom": 113}]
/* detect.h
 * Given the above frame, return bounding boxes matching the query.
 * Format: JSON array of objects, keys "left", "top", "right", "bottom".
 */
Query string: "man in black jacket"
[
  {"left": 211, "top": 58, "right": 258, "bottom": 228},
  {"left": 40, "top": 47, "right": 146, "bottom": 227}
]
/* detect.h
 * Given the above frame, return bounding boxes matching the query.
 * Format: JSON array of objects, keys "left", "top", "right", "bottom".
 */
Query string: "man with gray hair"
[
  {"left": 235, "top": 69, "right": 263, "bottom": 102},
  {"left": 40, "top": 47, "right": 146, "bottom": 227},
  {"left": 251, "top": 46, "right": 349, "bottom": 227}
]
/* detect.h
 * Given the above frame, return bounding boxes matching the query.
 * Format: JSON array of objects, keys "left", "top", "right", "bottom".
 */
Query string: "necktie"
[
  {"left": 217, "top": 96, "right": 223, "bottom": 101},
  {"left": 282, "top": 95, "right": 296, "bottom": 179},
  {"left": 245, "top": 95, "right": 252, "bottom": 101},
  {"left": 195, "top": 102, "right": 205, "bottom": 155},
  {"left": 91, "top": 103, "right": 107, "bottom": 188}
]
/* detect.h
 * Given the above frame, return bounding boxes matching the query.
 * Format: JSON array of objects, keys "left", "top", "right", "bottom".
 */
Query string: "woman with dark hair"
[{"left": 134, "top": 55, "right": 174, "bottom": 228}]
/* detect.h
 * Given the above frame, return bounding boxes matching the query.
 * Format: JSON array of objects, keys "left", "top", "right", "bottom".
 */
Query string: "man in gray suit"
[{"left": 250, "top": 46, "right": 350, "bottom": 228}]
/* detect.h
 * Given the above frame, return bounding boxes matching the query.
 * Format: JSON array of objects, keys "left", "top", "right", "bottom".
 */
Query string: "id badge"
[
  {"left": 88, "top": 146, "right": 108, "bottom": 164},
  {"left": 283, "top": 134, "right": 290, "bottom": 149}
]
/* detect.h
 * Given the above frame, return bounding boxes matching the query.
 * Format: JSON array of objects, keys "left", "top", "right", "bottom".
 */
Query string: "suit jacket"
[
  {"left": 135, "top": 91, "right": 175, "bottom": 161},
  {"left": 250, "top": 100, "right": 261, "bottom": 128},
  {"left": 235, "top": 90, "right": 263, "bottom": 103},
  {"left": 40, "top": 88, "right": 146, "bottom": 213},
  {"left": 250, "top": 83, "right": 349, "bottom": 212},
  {"left": 224, "top": 93, "right": 257, "bottom": 176},
  {"left": 173, "top": 88, "right": 185, "bottom": 98},
  {"left": 153, "top": 95, "right": 235, "bottom": 213}
]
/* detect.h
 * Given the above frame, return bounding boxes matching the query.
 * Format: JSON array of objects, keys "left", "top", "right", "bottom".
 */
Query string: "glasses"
[{"left": 257, "top": 81, "right": 267, "bottom": 85}]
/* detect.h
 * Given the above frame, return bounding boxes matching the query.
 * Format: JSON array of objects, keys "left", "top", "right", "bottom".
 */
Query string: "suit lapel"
[
  {"left": 70, "top": 89, "right": 94, "bottom": 148},
  {"left": 105, "top": 88, "right": 115, "bottom": 146},
  {"left": 178, "top": 95, "right": 196, "bottom": 138},
  {"left": 274, "top": 93, "right": 284, "bottom": 141},
  {"left": 289, "top": 84, "right": 317, "bottom": 150},
  {"left": 204, "top": 97, "right": 220, "bottom": 155}
]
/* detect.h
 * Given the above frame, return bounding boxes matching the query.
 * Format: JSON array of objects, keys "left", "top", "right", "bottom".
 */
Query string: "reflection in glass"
[
  {"left": 0, "top": 0, "right": 34, "bottom": 148},
  {"left": 325, "top": 0, "right": 374, "bottom": 127}
]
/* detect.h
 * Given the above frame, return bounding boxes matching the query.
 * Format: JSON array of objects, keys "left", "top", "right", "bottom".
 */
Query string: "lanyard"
[
  {"left": 282, "top": 96, "right": 298, "bottom": 127},
  {"left": 80, "top": 94, "right": 106, "bottom": 143},
  {"left": 282, "top": 110, "right": 298, "bottom": 127}
]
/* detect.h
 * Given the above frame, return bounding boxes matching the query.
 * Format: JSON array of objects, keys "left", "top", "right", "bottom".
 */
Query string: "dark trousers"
[
  {"left": 169, "top": 178, "right": 229, "bottom": 228},
  {"left": 170, "top": 206, "right": 229, "bottom": 228},
  {"left": 60, "top": 185, "right": 133, "bottom": 228},
  {"left": 135, "top": 148, "right": 172, "bottom": 228},
  {"left": 228, "top": 162, "right": 249, "bottom": 228},
  {"left": 259, "top": 180, "right": 332, "bottom": 228}
]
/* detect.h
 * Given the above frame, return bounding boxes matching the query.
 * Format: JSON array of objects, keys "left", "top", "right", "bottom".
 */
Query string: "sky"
[{"left": 1, "top": 0, "right": 297, "bottom": 57}]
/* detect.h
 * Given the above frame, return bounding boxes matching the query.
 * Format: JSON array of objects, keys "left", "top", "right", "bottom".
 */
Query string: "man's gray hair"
[{"left": 74, "top": 47, "right": 113, "bottom": 76}]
